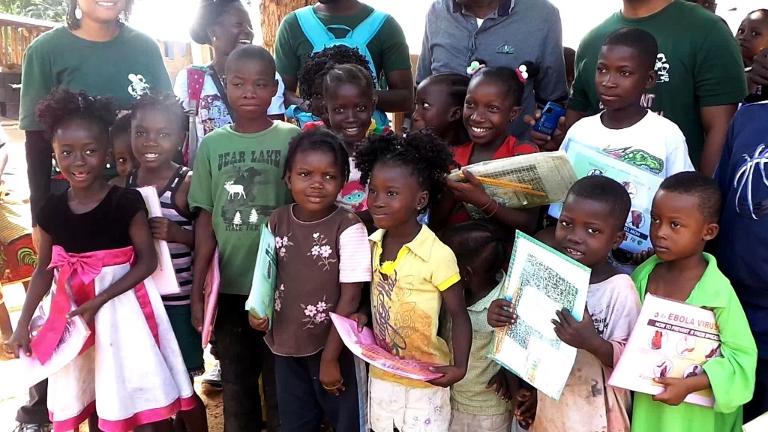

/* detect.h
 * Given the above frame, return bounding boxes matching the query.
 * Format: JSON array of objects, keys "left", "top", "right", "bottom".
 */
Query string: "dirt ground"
[{"left": 0, "top": 120, "right": 225, "bottom": 431}]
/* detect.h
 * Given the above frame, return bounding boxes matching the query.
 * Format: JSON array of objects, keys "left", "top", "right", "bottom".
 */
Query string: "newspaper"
[
  {"left": 136, "top": 186, "right": 182, "bottom": 296},
  {"left": 449, "top": 151, "right": 577, "bottom": 214},
  {"left": 609, "top": 294, "right": 720, "bottom": 407},
  {"left": 330, "top": 313, "right": 444, "bottom": 381},
  {"left": 490, "top": 231, "right": 591, "bottom": 400},
  {"left": 549, "top": 139, "right": 663, "bottom": 253}
]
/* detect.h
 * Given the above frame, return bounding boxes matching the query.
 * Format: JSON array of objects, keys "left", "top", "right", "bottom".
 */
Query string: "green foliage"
[{"left": 0, "top": 0, "right": 69, "bottom": 23}]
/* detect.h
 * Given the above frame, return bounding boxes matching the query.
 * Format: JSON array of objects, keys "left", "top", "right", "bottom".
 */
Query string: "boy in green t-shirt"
[
  {"left": 188, "top": 45, "right": 300, "bottom": 431},
  {"left": 631, "top": 172, "right": 757, "bottom": 432}
]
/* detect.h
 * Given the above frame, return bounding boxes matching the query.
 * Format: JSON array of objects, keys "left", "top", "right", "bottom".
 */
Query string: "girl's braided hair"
[
  {"left": 299, "top": 45, "right": 372, "bottom": 101},
  {"left": 355, "top": 130, "right": 453, "bottom": 211},
  {"left": 37, "top": 89, "right": 116, "bottom": 138}
]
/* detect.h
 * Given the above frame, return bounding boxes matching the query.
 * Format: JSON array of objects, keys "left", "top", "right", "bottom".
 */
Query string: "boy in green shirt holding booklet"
[{"left": 631, "top": 172, "right": 757, "bottom": 432}]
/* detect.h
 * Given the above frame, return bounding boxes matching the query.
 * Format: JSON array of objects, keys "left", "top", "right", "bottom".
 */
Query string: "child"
[
  {"left": 555, "top": 28, "right": 693, "bottom": 265},
  {"left": 737, "top": 9, "right": 768, "bottom": 68},
  {"left": 714, "top": 100, "right": 768, "bottom": 422},
  {"left": 441, "top": 220, "right": 524, "bottom": 431},
  {"left": 631, "top": 171, "right": 757, "bottom": 432},
  {"left": 4, "top": 89, "right": 195, "bottom": 431},
  {"left": 355, "top": 131, "right": 471, "bottom": 431},
  {"left": 188, "top": 45, "right": 301, "bottom": 431},
  {"left": 109, "top": 113, "right": 136, "bottom": 186},
  {"left": 442, "top": 65, "right": 539, "bottom": 232},
  {"left": 411, "top": 73, "right": 470, "bottom": 148},
  {"left": 250, "top": 128, "right": 371, "bottom": 431},
  {"left": 323, "top": 63, "right": 381, "bottom": 215},
  {"left": 290, "top": 45, "right": 387, "bottom": 132},
  {"left": 489, "top": 175, "right": 642, "bottom": 432},
  {"left": 125, "top": 93, "right": 208, "bottom": 431}
]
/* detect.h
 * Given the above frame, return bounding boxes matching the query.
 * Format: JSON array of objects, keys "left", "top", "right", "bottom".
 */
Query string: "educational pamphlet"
[
  {"left": 136, "top": 186, "right": 181, "bottom": 296},
  {"left": 245, "top": 224, "right": 276, "bottom": 322},
  {"left": 201, "top": 249, "right": 220, "bottom": 348}
]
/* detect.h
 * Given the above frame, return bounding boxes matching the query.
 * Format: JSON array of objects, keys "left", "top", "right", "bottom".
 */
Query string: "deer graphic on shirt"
[{"left": 224, "top": 181, "right": 246, "bottom": 200}]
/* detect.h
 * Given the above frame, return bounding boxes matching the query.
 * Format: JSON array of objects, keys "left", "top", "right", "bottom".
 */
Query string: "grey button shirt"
[{"left": 417, "top": 0, "right": 568, "bottom": 138}]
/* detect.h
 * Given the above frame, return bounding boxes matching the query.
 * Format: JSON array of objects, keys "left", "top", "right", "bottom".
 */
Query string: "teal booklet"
[{"left": 245, "top": 224, "right": 276, "bottom": 323}]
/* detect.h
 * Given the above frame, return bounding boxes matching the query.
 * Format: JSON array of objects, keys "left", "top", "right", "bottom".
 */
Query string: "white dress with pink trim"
[{"left": 32, "top": 245, "right": 196, "bottom": 431}]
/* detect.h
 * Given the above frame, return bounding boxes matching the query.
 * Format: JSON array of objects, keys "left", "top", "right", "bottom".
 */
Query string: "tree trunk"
[{"left": 260, "top": 0, "right": 314, "bottom": 53}]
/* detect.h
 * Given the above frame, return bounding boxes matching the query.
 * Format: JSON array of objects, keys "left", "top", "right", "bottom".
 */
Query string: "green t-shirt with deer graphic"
[{"left": 189, "top": 122, "right": 300, "bottom": 295}]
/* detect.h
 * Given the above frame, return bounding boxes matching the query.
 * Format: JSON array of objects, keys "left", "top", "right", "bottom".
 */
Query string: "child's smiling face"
[
  {"left": 131, "top": 107, "right": 184, "bottom": 169},
  {"left": 53, "top": 119, "right": 109, "bottom": 189},
  {"left": 412, "top": 80, "right": 461, "bottom": 137},
  {"left": 555, "top": 195, "right": 626, "bottom": 268},
  {"left": 596, "top": 44, "right": 655, "bottom": 112},
  {"left": 367, "top": 162, "right": 427, "bottom": 231},
  {"left": 650, "top": 190, "right": 718, "bottom": 262},
  {"left": 737, "top": 11, "right": 768, "bottom": 66},
  {"left": 463, "top": 79, "right": 520, "bottom": 148},
  {"left": 325, "top": 83, "right": 374, "bottom": 144}
]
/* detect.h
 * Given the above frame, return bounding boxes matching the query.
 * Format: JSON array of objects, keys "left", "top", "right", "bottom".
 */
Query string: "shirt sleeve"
[
  {"left": 378, "top": 16, "right": 413, "bottom": 76},
  {"left": 188, "top": 137, "right": 214, "bottom": 213},
  {"left": 600, "top": 275, "right": 642, "bottom": 367},
  {"left": 533, "top": 7, "right": 568, "bottom": 105},
  {"left": 338, "top": 222, "right": 372, "bottom": 283},
  {"left": 664, "top": 122, "right": 695, "bottom": 175},
  {"left": 19, "top": 39, "right": 54, "bottom": 131},
  {"left": 693, "top": 21, "right": 748, "bottom": 107},
  {"left": 431, "top": 244, "right": 461, "bottom": 291},
  {"left": 568, "top": 36, "right": 597, "bottom": 114},
  {"left": 714, "top": 113, "right": 738, "bottom": 190},
  {"left": 415, "top": 12, "right": 432, "bottom": 84},
  {"left": 118, "top": 188, "right": 149, "bottom": 223},
  {"left": 274, "top": 13, "right": 300, "bottom": 79},
  {"left": 701, "top": 289, "right": 758, "bottom": 413},
  {"left": 268, "top": 73, "right": 287, "bottom": 115}
]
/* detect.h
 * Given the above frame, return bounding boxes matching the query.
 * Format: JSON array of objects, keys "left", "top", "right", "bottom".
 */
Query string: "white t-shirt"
[
  {"left": 561, "top": 110, "right": 694, "bottom": 178},
  {"left": 174, "top": 66, "right": 285, "bottom": 140}
]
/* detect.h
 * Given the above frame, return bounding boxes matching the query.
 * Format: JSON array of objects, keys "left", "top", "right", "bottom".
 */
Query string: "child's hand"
[
  {"left": 149, "top": 217, "right": 184, "bottom": 243},
  {"left": 319, "top": 357, "right": 345, "bottom": 396},
  {"left": 523, "top": 110, "right": 566, "bottom": 151},
  {"left": 347, "top": 312, "right": 368, "bottom": 332},
  {"left": 632, "top": 248, "right": 654, "bottom": 265},
  {"left": 652, "top": 377, "right": 693, "bottom": 406},
  {"left": 446, "top": 170, "right": 491, "bottom": 208},
  {"left": 514, "top": 387, "right": 537, "bottom": 429},
  {"left": 68, "top": 298, "right": 105, "bottom": 325},
  {"left": 247, "top": 314, "right": 269, "bottom": 332},
  {"left": 191, "top": 297, "right": 204, "bottom": 333},
  {"left": 486, "top": 369, "right": 519, "bottom": 402},
  {"left": 3, "top": 327, "right": 31, "bottom": 358},
  {"left": 552, "top": 307, "right": 598, "bottom": 351},
  {"left": 427, "top": 365, "right": 467, "bottom": 388},
  {"left": 488, "top": 298, "right": 517, "bottom": 328}
]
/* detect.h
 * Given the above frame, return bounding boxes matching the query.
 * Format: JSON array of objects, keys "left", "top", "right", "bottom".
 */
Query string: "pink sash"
[{"left": 31, "top": 246, "right": 136, "bottom": 364}]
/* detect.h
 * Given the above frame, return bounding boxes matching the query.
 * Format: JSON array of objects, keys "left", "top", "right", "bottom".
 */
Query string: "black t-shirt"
[{"left": 38, "top": 186, "right": 146, "bottom": 253}]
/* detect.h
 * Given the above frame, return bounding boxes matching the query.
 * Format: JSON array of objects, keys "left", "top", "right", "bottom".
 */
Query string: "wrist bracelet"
[
  {"left": 485, "top": 200, "right": 501, "bottom": 218},
  {"left": 478, "top": 195, "right": 494, "bottom": 211}
]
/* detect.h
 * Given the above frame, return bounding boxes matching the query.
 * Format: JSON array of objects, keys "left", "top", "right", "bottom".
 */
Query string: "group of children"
[{"left": 0, "top": 20, "right": 762, "bottom": 432}]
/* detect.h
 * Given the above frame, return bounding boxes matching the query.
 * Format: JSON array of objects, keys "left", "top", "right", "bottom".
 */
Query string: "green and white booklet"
[
  {"left": 245, "top": 224, "right": 276, "bottom": 324},
  {"left": 490, "top": 231, "right": 591, "bottom": 400}
]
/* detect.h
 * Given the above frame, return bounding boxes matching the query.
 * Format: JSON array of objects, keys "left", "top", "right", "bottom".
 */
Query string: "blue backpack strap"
[
  {"left": 348, "top": 10, "right": 389, "bottom": 47},
  {"left": 295, "top": 6, "right": 334, "bottom": 53}
]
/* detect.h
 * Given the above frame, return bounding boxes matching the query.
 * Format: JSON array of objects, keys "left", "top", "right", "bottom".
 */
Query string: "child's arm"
[
  {"left": 191, "top": 209, "right": 216, "bottom": 332},
  {"left": 150, "top": 171, "right": 195, "bottom": 247},
  {"left": 4, "top": 229, "right": 55, "bottom": 356},
  {"left": 553, "top": 307, "right": 614, "bottom": 368},
  {"left": 428, "top": 283, "right": 470, "bottom": 387},
  {"left": 69, "top": 212, "right": 158, "bottom": 324},
  {"left": 446, "top": 171, "right": 538, "bottom": 233},
  {"left": 319, "top": 281, "right": 364, "bottom": 395}
]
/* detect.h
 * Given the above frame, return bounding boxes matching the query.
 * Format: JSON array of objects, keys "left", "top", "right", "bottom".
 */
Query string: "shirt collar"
[
  {"left": 451, "top": 0, "right": 515, "bottom": 17},
  {"left": 686, "top": 253, "right": 732, "bottom": 308},
  {"left": 370, "top": 225, "right": 437, "bottom": 262}
]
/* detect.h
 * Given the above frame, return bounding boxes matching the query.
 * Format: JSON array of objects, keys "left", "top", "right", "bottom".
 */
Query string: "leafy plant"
[{"left": 0, "top": 0, "right": 69, "bottom": 23}]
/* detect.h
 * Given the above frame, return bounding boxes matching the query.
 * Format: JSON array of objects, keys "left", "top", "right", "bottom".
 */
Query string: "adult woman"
[
  {"left": 15, "top": 1, "right": 171, "bottom": 430},
  {"left": 174, "top": 0, "right": 286, "bottom": 166}
]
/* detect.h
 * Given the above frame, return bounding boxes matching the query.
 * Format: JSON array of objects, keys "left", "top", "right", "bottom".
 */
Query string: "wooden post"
[{"left": 260, "top": 0, "right": 314, "bottom": 53}]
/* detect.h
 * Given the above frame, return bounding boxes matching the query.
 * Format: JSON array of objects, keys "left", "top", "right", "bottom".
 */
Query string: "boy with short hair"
[
  {"left": 188, "top": 45, "right": 301, "bottom": 431},
  {"left": 714, "top": 100, "right": 768, "bottom": 422},
  {"left": 489, "top": 176, "right": 642, "bottom": 431},
  {"left": 631, "top": 171, "right": 757, "bottom": 432},
  {"left": 554, "top": 27, "right": 694, "bottom": 266}
]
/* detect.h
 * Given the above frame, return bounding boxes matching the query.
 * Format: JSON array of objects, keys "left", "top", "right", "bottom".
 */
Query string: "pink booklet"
[
  {"left": 330, "top": 313, "right": 444, "bottom": 381},
  {"left": 201, "top": 249, "right": 220, "bottom": 348}
]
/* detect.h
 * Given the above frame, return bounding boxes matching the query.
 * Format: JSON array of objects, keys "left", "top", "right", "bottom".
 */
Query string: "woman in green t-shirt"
[{"left": 15, "top": 1, "right": 171, "bottom": 431}]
